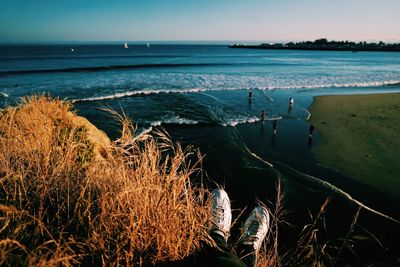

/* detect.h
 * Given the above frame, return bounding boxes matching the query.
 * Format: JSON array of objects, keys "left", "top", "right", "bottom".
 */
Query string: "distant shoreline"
[
  {"left": 229, "top": 46, "right": 400, "bottom": 52},
  {"left": 230, "top": 38, "right": 400, "bottom": 52}
]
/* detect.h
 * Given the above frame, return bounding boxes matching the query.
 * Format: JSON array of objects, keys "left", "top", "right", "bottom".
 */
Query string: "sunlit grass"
[{"left": 0, "top": 95, "right": 211, "bottom": 266}]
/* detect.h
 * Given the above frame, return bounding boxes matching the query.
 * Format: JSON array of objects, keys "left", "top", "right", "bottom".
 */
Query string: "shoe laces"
[
  {"left": 246, "top": 220, "right": 260, "bottom": 241},
  {"left": 212, "top": 206, "right": 225, "bottom": 224}
]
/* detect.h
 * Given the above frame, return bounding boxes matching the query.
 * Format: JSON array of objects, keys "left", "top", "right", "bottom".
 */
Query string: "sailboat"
[
  {"left": 124, "top": 42, "right": 129, "bottom": 49},
  {"left": 146, "top": 42, "right": 150, "bottom": 48}
]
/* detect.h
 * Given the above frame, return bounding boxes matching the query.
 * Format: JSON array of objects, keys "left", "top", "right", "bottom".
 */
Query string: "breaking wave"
[
  {"left": 222, "top": 115, "right": 260, "bottom": 127},
  {"left": 72, "top": 79, "right": 400, "bottom": 103},
  {"left": 138, "top": 114, "right": 266, "bottom": 129},
  {"left": 150, "top": 115, "right": 199, "bottom": 126},
  {"left": 72, "top": 87, "right": 243, "bottom": 102}
]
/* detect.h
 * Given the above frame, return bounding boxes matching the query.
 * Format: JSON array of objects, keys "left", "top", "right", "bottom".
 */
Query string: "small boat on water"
[
  {"left": 146, "top": 42, "right": 150, "bottom": 48},
  {"left": 124, "top": 42, "right": 129, "bottom": 49},
  {"left": 70, "top": 48, "right": 75, "bottom": 52}
]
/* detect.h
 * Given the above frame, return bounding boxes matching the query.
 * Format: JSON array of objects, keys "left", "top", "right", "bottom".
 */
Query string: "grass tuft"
[{"left": 0, "top": 95, "right": 211, "bottom": 266}]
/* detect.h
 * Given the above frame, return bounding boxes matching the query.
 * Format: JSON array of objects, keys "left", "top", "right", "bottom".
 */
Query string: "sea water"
[
  {"left": 1, "top": 45, "right": 400, "bottom": 250},
  {"left": 1, "top": 45, "right": 399, "bottom": 129}
]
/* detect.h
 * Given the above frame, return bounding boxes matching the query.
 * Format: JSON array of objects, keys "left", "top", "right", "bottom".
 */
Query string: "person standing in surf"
[
  {"left": 272, "top": 120, "right": 277, "bottom": 135},
  {"left": 288, "top": 97, "right": 294, "bottom": 114},
  {"left": 309, "top": 123, "right": 315, "bottom": 138},
  {"left": 261, "top": 110, "right": 266, "bottom": 122}
]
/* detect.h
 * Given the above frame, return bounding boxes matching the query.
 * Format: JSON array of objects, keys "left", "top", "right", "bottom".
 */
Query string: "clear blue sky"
[{"left": 1, "top": 0, "right": 399, "bottom": 43}]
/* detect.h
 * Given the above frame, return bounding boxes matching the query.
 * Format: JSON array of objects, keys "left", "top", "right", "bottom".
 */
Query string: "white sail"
[
  {"left": 124, "top": 42, "right": 129, "bottom": 49},
  {"left": 146, "top": 42, "right": 150, "bottom": 48}
]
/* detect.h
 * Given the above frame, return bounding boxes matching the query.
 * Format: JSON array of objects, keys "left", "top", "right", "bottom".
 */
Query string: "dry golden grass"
[
  {"left": 282, "top": 197, "right": 369, "bottom": 267},
  {"left": 254, "top": 179, "right": 286, "bottom": 267},
  {"left": 0, "top": 95, "right": 211, "bottom": 266}
]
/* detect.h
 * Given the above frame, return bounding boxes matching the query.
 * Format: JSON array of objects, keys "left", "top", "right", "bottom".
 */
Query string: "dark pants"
[
  {"left": 196, "top": 232, "right": 255, "bottom": 267},
  {"left": 162, "top": 233, "right": 256, "bottom": 267}
]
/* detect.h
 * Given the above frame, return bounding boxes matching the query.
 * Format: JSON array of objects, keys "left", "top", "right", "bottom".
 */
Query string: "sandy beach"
[{"left": 309, "top": 93, "right": 400, "bottom": 197}]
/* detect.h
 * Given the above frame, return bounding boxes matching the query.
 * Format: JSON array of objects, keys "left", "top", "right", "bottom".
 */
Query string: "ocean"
[
  {"left": 1, "top": 45, "right": 399, "bottom": 125},
  {"left": 1, "top": 44, "right": 400, "bottom": 252}
]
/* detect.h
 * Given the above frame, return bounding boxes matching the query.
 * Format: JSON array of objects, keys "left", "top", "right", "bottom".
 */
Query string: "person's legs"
[
  {"left": 236, "top": 206, "right": 270, "bottom": 267},
  {"left": 178, "top": 192, "right": 270, "bottom": 267},
  {"left": 209, "top": 231, "right": 228, "bottom": 248},
  {"left": 199, "top": 247, "right": 247, "bottom": 267},
  {"left": 198, "top": 188, "right": 247, "bottom": 267},
  {"left": 237, "top": 244, "right": 256, "bottom": 267}
]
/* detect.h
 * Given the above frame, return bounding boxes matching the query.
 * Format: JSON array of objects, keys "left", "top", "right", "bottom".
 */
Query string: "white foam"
[
  {"left": 162, "top": 116, "right": 199, "bottom": 125},
  {"left": 72, "top": 79, "right": 400, "bottom": 103},
  {"left": 136, "top": 126, "right": 153, "bottom": 136},
  {"left": 150, "top": 121, "right": 162, "bottom": 127},
  {"left": 0, "top": 92, "right": 9, "bottom": 98},
  {"left": 304, "top": 109, "right": 311, "bottom": 120},
  {"left": 222, "top": 115, "right": 260, "bottom": 127},
  {"left": 265, "top": 116, "right": 283, "bottom": 121},
  {"left": 256, "top": 80, "right": 400, "bottom": 91},
  {"left": 149, "top": 115, "right": 199, "bottom": 127},
  {"left": 73, "top": 88, "right": 211, "bottom": 102}
]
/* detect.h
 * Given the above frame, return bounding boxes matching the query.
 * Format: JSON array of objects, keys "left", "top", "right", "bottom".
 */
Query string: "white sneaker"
[
  {"left": 209, "top": 188, "right": 232, "bottom": 242},
  {"left": 238, "top": 206, "right": 270, "bottom": 252}
]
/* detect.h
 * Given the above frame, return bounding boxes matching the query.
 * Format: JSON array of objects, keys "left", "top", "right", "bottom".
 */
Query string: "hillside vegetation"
[{"left": 0, "top": 96, "right": 210, "bottom": 266}]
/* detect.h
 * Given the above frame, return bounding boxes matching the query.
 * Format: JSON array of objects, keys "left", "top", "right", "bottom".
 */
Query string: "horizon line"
[{"left": 1, "top": 38, "right": 400, "bottom": 45}]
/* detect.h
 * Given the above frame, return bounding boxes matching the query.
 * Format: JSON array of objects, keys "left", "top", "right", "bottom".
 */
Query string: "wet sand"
[
  {"left": 164, "top": 114, "right": 400, "bottom": 263},
  {"left": 309, "top": 93, "right": 400, "bottom": 198}
]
